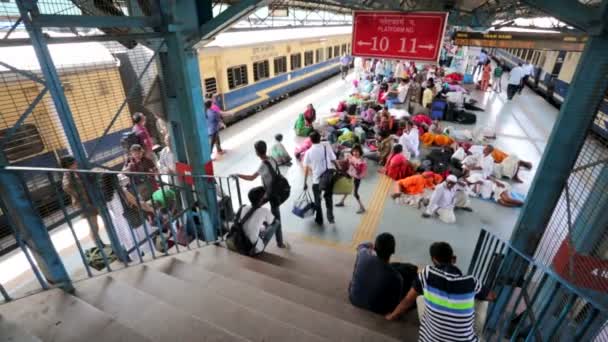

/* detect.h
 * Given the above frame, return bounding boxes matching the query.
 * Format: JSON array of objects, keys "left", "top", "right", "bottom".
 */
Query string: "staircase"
[{"left": 0, "top": 238, "right": 419, "bottom": 341}]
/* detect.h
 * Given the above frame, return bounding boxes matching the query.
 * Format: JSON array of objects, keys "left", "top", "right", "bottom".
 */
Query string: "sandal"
[{"left": 335, "top": 202, "right": 345, "bottom": 207}]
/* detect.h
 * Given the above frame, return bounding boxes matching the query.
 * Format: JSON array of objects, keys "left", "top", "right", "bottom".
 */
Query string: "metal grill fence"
[
  {"left": 0, "top": 166, "right": 244, "bottom": 304},
  {"left": 0, "top": 2, "right": 167, "bottom": 255},
  {"left": 470, "top": 229, "right": 608, "bottom": 341},
  {"left": 533, "top": 107, "right": 608, "bottom": 295}
]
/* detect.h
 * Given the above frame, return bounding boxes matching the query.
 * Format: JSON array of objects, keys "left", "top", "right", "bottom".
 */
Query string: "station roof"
[{"left": 202, "top": 26, "right": 352, "bottom": 48}]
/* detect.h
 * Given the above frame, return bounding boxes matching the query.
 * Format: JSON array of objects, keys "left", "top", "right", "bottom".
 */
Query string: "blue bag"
[{"left": 292, "top": 191, "right": 316, "bottom": 218}]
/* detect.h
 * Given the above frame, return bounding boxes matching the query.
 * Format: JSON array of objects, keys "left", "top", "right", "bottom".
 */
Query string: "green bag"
[
  {"left": 85, "top": 246, "right": 117, "bottom": 271},
  {"left": 332, "top": 176, "right": 354, "bottom": 195}
]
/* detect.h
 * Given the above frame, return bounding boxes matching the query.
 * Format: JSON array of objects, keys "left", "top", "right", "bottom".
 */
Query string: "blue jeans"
[{"left": 386, "top": 98, "right": 403, "bottom": 109}]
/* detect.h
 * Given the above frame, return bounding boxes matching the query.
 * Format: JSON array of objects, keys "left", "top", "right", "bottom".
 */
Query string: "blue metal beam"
[
  {"left": 32, "top": 14, "right": 160, "bottom": 29},
  {"left": 160, "top": 0, "right": 219, "bottom": 240},
  {"left": 0, "top": 61, "right": 45, "bottom": 84},
  {"left": 521, "top": 0, "right": 601, "bottom": 34},
  {"left": 0, "top": 87, "right": 47, "bottom": 146},
  {"left": 191, "top": 0, "right": 263, "bottom": 47},
  {"left": 17, "top": 0, "right": 128, "bottom": 263},
  {"left": 87, "top": 41, "right": 164, "bottom": 162},
  {"left": 510, "top": 35, "right": 608, "bottom": 256},
  {"left": 0, "top": 154, "right": 72, "bottom": 291}
]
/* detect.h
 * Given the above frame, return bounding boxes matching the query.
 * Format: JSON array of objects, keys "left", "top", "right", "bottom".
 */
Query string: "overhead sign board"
[
  {"left": 352, "top": 11, "right": 448, "bottom": 62},
  {"left": 454, "top": 31, "right": 586, "bottom": 52}
]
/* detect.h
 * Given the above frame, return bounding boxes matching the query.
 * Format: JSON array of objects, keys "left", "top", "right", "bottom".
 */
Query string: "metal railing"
[
  {"left": 0, "top": 165, "right": 244, "bottom": 303},
  {"left": 469, "top": 229, "right": 608, "bottom": 341}
]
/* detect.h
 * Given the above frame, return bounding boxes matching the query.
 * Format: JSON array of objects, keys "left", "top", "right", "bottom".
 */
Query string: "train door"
[{"left": 547, "top": 51, "right": 566, "bottom": 100}]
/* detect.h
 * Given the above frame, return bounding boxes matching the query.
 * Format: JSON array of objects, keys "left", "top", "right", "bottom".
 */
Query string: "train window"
[
  {"left": 0, "top": 123, "right": 44, "bottom": 161},
  {"left": 327, "top": 47, "right": 332, "bottom": 59},
  {"left": 273, "top": 56, "right": 287, "bottom": 75},
  {"left": 253, "top": 60, "right": 270, "bottom": 82},
  {"left": 304, "top": 51, "right": 313, "bottom": 66},
  {"left": 334, "top": 46, "right": 339, "bottom": 57},
  {"left": 204, "top": 77, "right": 217, "bottom": 95},
  {"left": 290, "top": 53, "right": 301, "bottom": 70},
  {"left": 341, "top": 44, "right": 347, "bottom": 54},
  {"left": 315, "top": 48, "right": 324, "bottom": 63},
  {"left": 347, "top": 43, "right": 351, "bottom": 53},
  {"left": 227, "top": 65, "right": 248, "bottom": 89}
]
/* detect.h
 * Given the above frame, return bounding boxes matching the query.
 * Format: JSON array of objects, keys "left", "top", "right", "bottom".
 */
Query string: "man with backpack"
[
  {"left": 227, "top": 187, "right": 280, "bottom": 256},
  {"left": 233, "top": 140, "right": 289, "bottom": 248}
]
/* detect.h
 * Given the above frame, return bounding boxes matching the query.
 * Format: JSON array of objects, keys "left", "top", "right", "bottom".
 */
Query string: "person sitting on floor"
[
  {"left": 349, "top": 233, "right": 418, "bottom": 315},
  {"left": 398, "top": 120, "right": 420, "bottom": 160},
  {"left": 465, "top": 174, "right": 525, "bottom": 208},
  {"left": 391, "top": 171, "right": 443, "bottom": 207},
  {"left": 483, "top": 144, "right": 533, "bottom": 183},
  {"left": 270, "top": 133, "right": 292, "bottom": 166},
  {"left": 227, "top": 186, "right": 280, "bottom": 256},
  {"left": 383, "top": 144, "right": 414, "bottom": 181},
  {"left": 386, "top": 242, "right": 496, "bottom": 340},
  {"left": 364, "top": 130, "right": 393, "bottom": 165},
  {"left": 422, "top": 175, "right": 472, "bottom": 223}
]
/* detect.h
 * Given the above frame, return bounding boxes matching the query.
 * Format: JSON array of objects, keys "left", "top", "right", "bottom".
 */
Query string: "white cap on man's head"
[{"left": 446, "top": 175, "right": 458, "bottom": 183}]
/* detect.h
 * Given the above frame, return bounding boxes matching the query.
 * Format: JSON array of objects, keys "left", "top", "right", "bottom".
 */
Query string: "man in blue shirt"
[
  {"left": 473, "top": 49, "right": 488, "bottom": 78},
  {"left": 205, "top": 100, "right": 225, "bottom": 158},
  {"left": 340, "top": 53, "right": 351, "bottom": 80},
  {"left": 349, "top": 233, "right": 418, "bottom": 315}
]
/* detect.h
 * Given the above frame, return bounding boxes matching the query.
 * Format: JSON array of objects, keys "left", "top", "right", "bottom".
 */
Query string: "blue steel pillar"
[
  {"left": 485, "top": 34, "right": 608, "bottom": 339},
  {"left": 510, "top": 35, "right": 608, "bottom": 255},
  {"left": 158, "top": 1, "right": 218, "bottom": 241},
  {"left": 0, "top": 154, "right": 73, "bottom": 291},
  {"left": 16, "top": 0, "right": 127, "bottom": 262}
]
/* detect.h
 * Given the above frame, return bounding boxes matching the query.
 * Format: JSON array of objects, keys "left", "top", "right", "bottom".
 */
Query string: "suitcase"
[{"left": 430, "top": 99, "right": 448, "bottom": 120}]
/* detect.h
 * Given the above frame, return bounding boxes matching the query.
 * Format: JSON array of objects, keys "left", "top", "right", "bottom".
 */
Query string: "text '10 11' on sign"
[{"left": 351, "top": 11, "right": 448, "bottom": 62}]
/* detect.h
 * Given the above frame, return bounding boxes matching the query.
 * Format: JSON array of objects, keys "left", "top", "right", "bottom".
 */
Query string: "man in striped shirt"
[{"left": 386, "top": 242, "right": 496, "bottom": 341}]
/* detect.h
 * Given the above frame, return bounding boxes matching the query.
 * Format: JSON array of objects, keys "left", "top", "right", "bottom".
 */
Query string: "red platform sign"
[{"left": 352, "top": 11, "right": 448, "bottom": 62}]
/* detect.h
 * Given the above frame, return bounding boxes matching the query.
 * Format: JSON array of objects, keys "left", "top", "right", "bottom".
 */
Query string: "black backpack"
[
  {"left": 264, "top": 159, "right": 290, "bottom": 205},
  {"left": 226, "top": 205, "right": 259, "bottom": 255},
  {"left": 121, "top": 131, "right": 142, "bottom": 151}
]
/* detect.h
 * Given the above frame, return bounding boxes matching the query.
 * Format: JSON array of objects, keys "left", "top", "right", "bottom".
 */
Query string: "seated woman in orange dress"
[{"left": 383, "top": 144, "right": 414, "bottom": 181}]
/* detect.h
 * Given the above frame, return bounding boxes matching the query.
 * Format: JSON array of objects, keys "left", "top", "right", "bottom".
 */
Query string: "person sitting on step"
[{"left": 349, "top": 233, "right": 418, "bottom": 315}]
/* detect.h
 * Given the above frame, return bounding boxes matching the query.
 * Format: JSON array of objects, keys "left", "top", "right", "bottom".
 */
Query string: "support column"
[
  {"left": 16, "top": 0, "right": 127, "bottom": 262},
  {"left": 158, "top": 1, "right": 218, "bottom": 241},
  {"left": 0, "top": 155, "right": 72, "bottom": 290},
  {"left": 510, "top": 35, "right": 608, "bottom": 255}
]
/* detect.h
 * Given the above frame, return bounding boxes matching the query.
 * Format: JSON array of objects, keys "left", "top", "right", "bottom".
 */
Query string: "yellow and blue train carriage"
[
  {"left": 197, "top": 26, "right": 352, "bottom": 121},
  {"left": 491, "top": 47, "right": 607, "bottom": 139}
]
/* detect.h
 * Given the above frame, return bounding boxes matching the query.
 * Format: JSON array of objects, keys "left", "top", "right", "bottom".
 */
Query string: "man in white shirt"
[
  {"left": 238, "top": 187, "right": 279, "bottom": 255},
  {"left": 303, "top": 131, "right": 337, "bottom": 225},
  {"left": 398, "top": 120, "right": 419, "bottom": 160},
  {"left": 519, "top": 63, "right": 535, "bottom": 94},
  {"left": 507, "top": 63, "right": 524, "bottom": 100},
  {"left": 422, "top": 175, "right": 472, "bottom": 224}
]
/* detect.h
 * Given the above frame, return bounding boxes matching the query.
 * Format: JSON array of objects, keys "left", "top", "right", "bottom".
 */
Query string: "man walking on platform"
[
  {"left": 507, "top": 63, "right": 525, "bottom": 100},
  {"left": 303, "top": 131, "right": 336, "bottom": 225}
]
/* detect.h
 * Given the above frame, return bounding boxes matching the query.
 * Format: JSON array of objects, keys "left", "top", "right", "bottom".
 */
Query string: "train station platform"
[{"left": 213, "top": 70, "right": 559, "bottom": 270}]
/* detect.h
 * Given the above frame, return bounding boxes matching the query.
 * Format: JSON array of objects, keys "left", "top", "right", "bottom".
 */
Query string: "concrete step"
[
  {"left": 0, "top": 289, "right": 150, "bottom": 342},
  {"left": 174, "top": 248, "right": 417, "bottom": 340},
  {"left": 265, "top": 234, "right": 356, "bottom": 267},
  {"left": 157, "top": 258, "right": 400, "bottom": 342},
  {"left": 0, "top": 315, "right": 43, "bottom": 342},
  {"left": 75, "top": 276, "right": 247, "bottom": 342},
  {"left": 114, "top": 264, "right": 327, "bottom": 342},
  {"left": 190, "top": 246, "right": 346, "bottom": 299}
]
